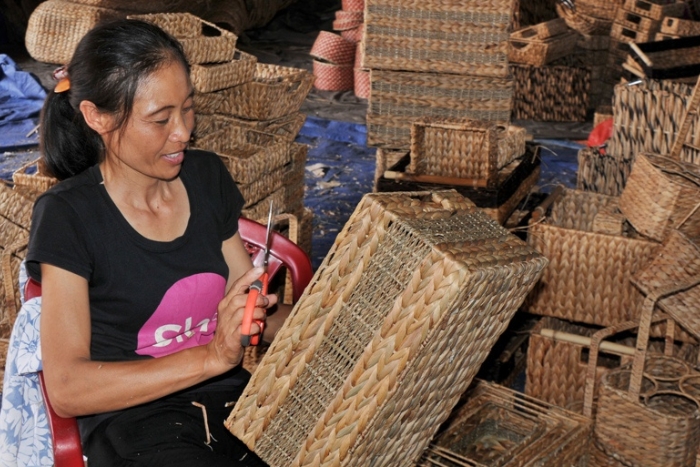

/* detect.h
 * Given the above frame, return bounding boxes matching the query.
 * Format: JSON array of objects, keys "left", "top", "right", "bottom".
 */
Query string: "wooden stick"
[
  {"left": 629, "top": 42, "right": 653, "bottom": 67},
  {"left": 382, "top": 170, "right": 488, "bottom": 188},
  {"left": 539, "top": 329, "right": 636, "bottom": 356}
]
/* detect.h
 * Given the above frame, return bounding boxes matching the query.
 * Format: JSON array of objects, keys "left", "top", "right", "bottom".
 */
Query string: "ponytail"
[{"left": 40, "top": 90, "right": 104, "bottom": 180}]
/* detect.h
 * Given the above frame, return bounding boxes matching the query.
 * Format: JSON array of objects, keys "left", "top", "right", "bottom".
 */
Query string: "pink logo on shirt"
[{"left": 136, "top": 273, "right": 226, "bottom": 358}]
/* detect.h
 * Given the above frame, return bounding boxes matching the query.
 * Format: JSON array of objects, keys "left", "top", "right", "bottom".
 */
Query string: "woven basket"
[
  {"left": 417, "top": 380, "right": 591, "bottom": 467},
  {"left": 212, "top": 63, "right": 314, "bottom": 120},
  {"left": 189, "top": 50, "right": 257, "bottom": 93},
  {"left": 576, "top": 147, "right": 633, "bottom": 196},
  {"left": 511, "top": 64, "right": 590, "bottom": 122},
  {"left": 619, "top": 153, "right": 700, "bottom": 243},
  {"left": 226, "top": 191, "right": 547, "bottom": 467},
  {"left": 582, "top": 292, "right": 700, "bottom": 467},
  {"left": 367, "top": 69, "right": 513, "bottom": 149},
  {"left": 622, "top": 0, "right": 686, "bottom": 20},
  {"left": 128, "top": 13, "right": 237, "bottom": 64},
  {"left": 193, "top": 124, "right": 290, "bottom": 184},
  {"left": 25, "top": 0, "right": 125, "bottom": 64},
  {"left": 526, "top": 316, "right": 698, "bottom": 414},
  {"left": 363, "top": 0, "right": 513, "bottom": 77},
  {"left": 526, "top": 186, "right": 660, "bottom": 327},
  {"left": 408, "top": 118, "right": 527, "bottom": 186},
  {"left": 556, "top": 3, "right": 612, "bottom": 35},
  {"left": 0, "top": 337, "right": 9, "bottom": 387},
  {"left": 311, "top": 31, "right": 357, "bottom": 65},
  {"left": 12, "top": 159, "right": 59, "bottom": 195},
  {"left": 662, "top": 17, "right": 700, "bottom": 37},
  {"left": 195, "top": 112, "right": 305, "bottom": 143},
  {"left": 508, "top": 27, "right": 579, "bottom": 67}
]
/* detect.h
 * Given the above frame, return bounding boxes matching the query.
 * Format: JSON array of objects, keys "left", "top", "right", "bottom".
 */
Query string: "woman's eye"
[{"left": 155, "top": 118, "right": 169, "bottom": 125}]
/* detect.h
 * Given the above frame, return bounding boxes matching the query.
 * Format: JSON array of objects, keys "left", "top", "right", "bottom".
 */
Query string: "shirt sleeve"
[{"left": 26, "top": 193, "right": 93, "bottom": 282}]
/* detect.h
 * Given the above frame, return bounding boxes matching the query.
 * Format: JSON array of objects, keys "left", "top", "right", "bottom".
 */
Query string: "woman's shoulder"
[{"left": 36, "top": 165, "right": 101, "bottom": 205}]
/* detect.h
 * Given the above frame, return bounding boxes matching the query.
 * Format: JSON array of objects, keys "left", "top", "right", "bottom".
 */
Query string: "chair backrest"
[{"left": 27, "top": 216, "right": 313, "bottom": 467}]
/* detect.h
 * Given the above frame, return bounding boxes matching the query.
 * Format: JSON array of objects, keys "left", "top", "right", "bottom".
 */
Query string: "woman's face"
[{"left": 102, "top": 59, "right": 195, "bottom": 182}]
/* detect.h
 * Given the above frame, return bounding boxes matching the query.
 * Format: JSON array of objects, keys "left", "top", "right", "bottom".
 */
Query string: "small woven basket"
[
  {"left": 128, "top": 13, "right": 237, "bottom": 64},
  {"left": 619, "top": 153, "right": 700, "bottom": 243},
  {"left": 621, "top": 0, "right": 686, "bottom": 21},
  {"left": 189, "top": 50, "right": 257, "bottom": 93},
  {"left": 508, "top": 29, "right": 579, "bottom": 67},
  {"left": 226, "top": 191, "right": 547, "bottom": 467},
  {"left": 556, "top": 3, "right": 612, "bottom": 35},
  {"left": 408, "top": 118, "right": 526, "bottom": 186},
  {"left": 195, "top": 112, "right": 305, "bottom": 143},
  {"left": 25, "top": 0, "right": 125, "bottom": 64},
  {"left": 12, "top": 159, "right": 59, "bottom": 195},
  {"left": 417, "top": 380, "right": 591, "bottom": 467}
]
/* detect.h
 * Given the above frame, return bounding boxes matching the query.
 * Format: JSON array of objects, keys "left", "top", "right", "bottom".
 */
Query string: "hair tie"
[{"left": 52, "top": 66, "right": 70, "bottom": 93}]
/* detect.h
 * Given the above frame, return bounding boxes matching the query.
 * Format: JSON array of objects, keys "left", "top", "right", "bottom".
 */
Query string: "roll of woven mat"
[
  {"left": 341, "top": 24, "right": 364, "bottom": 43},
  {"left": 342, "top": 0, "right": 365, "bottom": 11},
  {"left": 333, "top": 10, "right": 364, "bottom": 31},
  {"left": 354, "top": 67, "right": 370, "bottom": 99},
  {"left": 313, "top": 60, "right": 354, "bottom": 91},
  {"left": 311, "top": 31, "right": 357, "bottom": 65}
]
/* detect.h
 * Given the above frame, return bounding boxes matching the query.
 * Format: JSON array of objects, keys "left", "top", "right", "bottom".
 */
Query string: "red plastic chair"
[{"left": 27, "top": 216, "right": 313, "bottom": 467}]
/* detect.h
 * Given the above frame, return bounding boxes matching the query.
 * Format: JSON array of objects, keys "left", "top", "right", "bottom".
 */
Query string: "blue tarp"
[{"left": 0, "top": 54, "right": 46, "bottom": 151}]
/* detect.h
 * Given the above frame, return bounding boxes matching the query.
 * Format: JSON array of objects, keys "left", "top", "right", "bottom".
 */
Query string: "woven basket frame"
[
  {"left": 363, "top": 0, "right": 514, "bottom": 76},
  {"left": 226, "top": 191, "right": 546, "bottom": 467},
  {"left": 526, "top": 187, "right": 660, "bottom": 327}
]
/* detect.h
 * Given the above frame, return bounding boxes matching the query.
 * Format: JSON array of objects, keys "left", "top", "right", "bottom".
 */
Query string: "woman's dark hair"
[{"left": 40, "top": 19, "right": 189, "bottom": 180}]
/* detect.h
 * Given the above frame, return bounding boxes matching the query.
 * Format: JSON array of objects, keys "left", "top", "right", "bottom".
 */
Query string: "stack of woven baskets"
[{"left": 309, "top": 0, "right": 368, "bottom": 98}]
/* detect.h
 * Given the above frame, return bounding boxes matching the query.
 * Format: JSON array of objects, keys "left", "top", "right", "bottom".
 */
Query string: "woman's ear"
[{"left": 79, "top": 100, "right": 113, "bottom": 135}]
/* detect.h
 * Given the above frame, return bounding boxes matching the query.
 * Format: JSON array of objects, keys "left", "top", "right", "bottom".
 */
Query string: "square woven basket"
[
  {"left": 416, "top": 380, "right": 592, "bottom": 467},
  {"left": 226, "top": 191, "right": 547, "bottom": 467},
  {"left": 362, "top": 0, "right": 514, "bottom": 76}
]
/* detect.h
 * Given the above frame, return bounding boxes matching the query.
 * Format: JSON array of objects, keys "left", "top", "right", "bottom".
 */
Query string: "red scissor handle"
[{"left": 241, "top": 271, "right": 268, "bottom": 347}]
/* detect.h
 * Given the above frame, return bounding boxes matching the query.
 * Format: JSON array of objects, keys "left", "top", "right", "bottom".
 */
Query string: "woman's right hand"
[{"left": 205, "top": 266, "right": 277, "bottom": 373}]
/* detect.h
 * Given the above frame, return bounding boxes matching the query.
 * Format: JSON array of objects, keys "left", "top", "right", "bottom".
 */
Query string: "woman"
[{"left": 28, "top": 19, "right": 283, "bottom": 466}]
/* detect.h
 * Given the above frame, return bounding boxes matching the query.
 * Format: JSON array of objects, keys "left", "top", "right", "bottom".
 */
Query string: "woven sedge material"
[
  {"left": 195, "top": 112, "right": 306, "bottom": 143},
  {"left": 341, "top": 26, "right": 364, "bottom": 44},
  {"left": 408, "top": 117, "right": 526, "bottom": 184},
  {"left": 662, "top": 17, "right": 700, "bottom": 36},
  {"left": 342, "top": 0, "right": 365, "bottom": 11},
  {"left": 353, "top": 68, "right": 370, "bottom": 99},
  {"left": 12, "top": 159, "right": 59, "bottom": 196},
  {"left": 512, "top": 65, "right": 590, "bottom": 122},
  {"left": 510, "top": 17, "right": 569, "bottom": 40},
  {"left": 622, "top": 0, "right": 686, "bottom": 20},
  {"left": 312, "top": 60, "right": 354, "bottom": 91},
  {"left": 526, "top": 187, "right": 660, "bottom": 327},
  {"left": 311, "top": 31, "right": 357, "bottom": 65},
  {"left": 483, "top": 163, "right": 540, "bottom": 226},
  {"left": 25, "top": 0, "right": 125, "bottom": 64},
  {"left": 556, "top": 4, "right": 612, "bottom": 35},
  {"left": 128, "top": 13, "right": 237, "bottom": 64},
  {"left": 363, "top": 0, "right": 513, "bottom": 76},
  {"left": 576, "top": 147, "right": 632, "bottom": 196},
  {"left": 226, "top": 191, "right": 547, "bottom": 467},
  {"left": 189, "top": 50, "right": 257, "bottom": 93},
  {"left": 619, "top": 153, "right": 700, "bottom": 243},
  {"left": 373, "top": 149, "right": 408, "bottom": 190},
  {"left": 418, "top": 380, "right": 591, "bottom": 467},
  {"left": 615, "top": 8, "right": 662, "bottom": 33},
  {"left": 572, "top": 0, "right": 623, "bottom": 20},
  {"left": 367, "top": 69, "right": 513, "bottom": 149},
  {"left": 508, "top": 29, "right": 578, "bottom": 67}
]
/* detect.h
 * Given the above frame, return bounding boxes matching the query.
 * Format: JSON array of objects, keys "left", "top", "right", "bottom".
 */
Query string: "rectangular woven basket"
[
  {"left": 195, "top": 112, "right": 306, "bottom": 143},
  {"left": 525, "top": 187, "right": 660, "bottom": 327},
  {"left": 362, "top": 0, "right": 514, "bottom": 77},
  {"left": 508, "top": 29, "right": 579, "bottom": 67},
  {"left": 367, "top": 69, "right": 513, "bottom": 149},
  {"left": 190, "top": 50, "right": 257, "bottom": 93},
  {"left": 416, "top": 380, "right": 592, "bottom": 467},
  {"left": 408, "top": 118, "right": 527, "bottom": 186},
  {"left": 226, "top": 191, "right": 547, "bottom": 467},
  {"left": 621, "top": 0, "right": 686, "bottom": 20}
]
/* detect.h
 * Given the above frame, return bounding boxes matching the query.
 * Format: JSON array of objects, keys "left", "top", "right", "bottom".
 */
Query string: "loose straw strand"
[{"left": 191, "top": 401, "right": 216, "bottom": 448}]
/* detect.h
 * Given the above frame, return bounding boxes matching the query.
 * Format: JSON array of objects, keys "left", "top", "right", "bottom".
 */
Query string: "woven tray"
[
  {"left": 362, "top": 0, "right": 513, "bottom": 76},
  {"left": 367, "top": 69, "right": 513, "bottom": 149},
  {"left": 195, "top": 112, "right": 306, "bottom": 143},
  {"left": 212, "top": 63, "right": 314, "bottom": 120},
  {"left": 193, "top": 124, "right": 290, "bottom": 184},
  {"left": 226, "top": 191, "right": 547, "bottom": 467},
  {"left": 525, "top": 186, "right": 660, "bottom": 327},
  {"left": 512, "top": 64, "right": 590, "bottom": 122},
  {"left": 25, "top": 0, "right": 125, "bottom": 64},
  {"left": 408, "top": 118, "right": 527, "bottom": 186},
  {"left": 128, "top": 13, "right": 237, "bottom": 64},
  {"left": 619, "top": 153, "right": 700, "bottom": 243},
  {"left": 190, "top": 50, "right": 257, "bottom": 93},
  {"left": 417, "top": 380, "right": 591, "bottom": 467}
]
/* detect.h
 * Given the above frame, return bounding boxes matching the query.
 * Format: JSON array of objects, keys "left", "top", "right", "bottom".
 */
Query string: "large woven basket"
[
  {"left": 619, "top": 153, "right": 700, "bottom": 243},
  {"left": 199, "top": 63, "right": 314, "bottom": 120},
  {"left": 128, "top": 13, "right": 237, "bottom": 64},
  {"left": 25, "top": 0, "right": 126, "bottom": 64},
  {"left": 367, "top": 69, "right": 513, "bottom": 149},
  {"left": 193, "top": 124, "right": 290, "bottom": 184},
  {"left": 526, "top": 186, "right": 660, "bottom": 327},
  {"left": 226, "top": 191, "right": 547, "bottom": 467},
  {"left": 362, "top": 0, "right": 514, "bottom": 77},
  {"left": 416, "top": 380, "right": 591, "bottom": 467},
  {"left": 408, "top": 118, "right": 527, "bottom": 186}
]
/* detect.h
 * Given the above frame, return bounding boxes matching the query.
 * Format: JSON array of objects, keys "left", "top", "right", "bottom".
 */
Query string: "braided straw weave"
[
  {"left": 367, "top": 69, "right": 513, "bottom": 149},
  {"left": 195, "top": 112, "right": 305, "bottom": 143},
  {"left": 417, "top": 380, "right": 591, "bottom": 467},
  {"left": 408, "top": 118, "right": 526, "bottom": 185},
  {"left": 25, "top": 0, "right": 125, "bottom": 64},
  {"left": 128, "top": 13, "right": 237, "bottom": 64},
  {"left": 189, "top": 50, "right": 257, "bottom": 93},
  {"left": 526, "top": 187, "right": 660, "bottom": 327},
  {"left": 363, "top": 0, "right": 513, "bottom": 76},
  {"left": 226, "top": 191, "right": 547, "bottom": 467},
  {"left": 619, "top": 153, "right": 700, "bottom": 244},
  {"left": 576, "top": 147, "right": 633, "bottom": 197},
  {"left": 193, "top": 124, "right": 290, "bottom": 184}
]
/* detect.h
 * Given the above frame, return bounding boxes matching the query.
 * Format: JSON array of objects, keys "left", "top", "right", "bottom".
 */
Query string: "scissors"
[{"left": 240, "top": 201, "right": 273, "bottom": 347}]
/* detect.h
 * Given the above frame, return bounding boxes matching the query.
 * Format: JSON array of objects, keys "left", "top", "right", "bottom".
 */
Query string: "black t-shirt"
[{"left": 26, "top": 150, "right": 245, "bottom": 362}]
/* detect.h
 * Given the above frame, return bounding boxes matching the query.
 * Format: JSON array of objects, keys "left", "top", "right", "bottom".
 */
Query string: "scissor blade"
[{"left": 262, "top": 200, "right": 274, "bottom": 268}]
